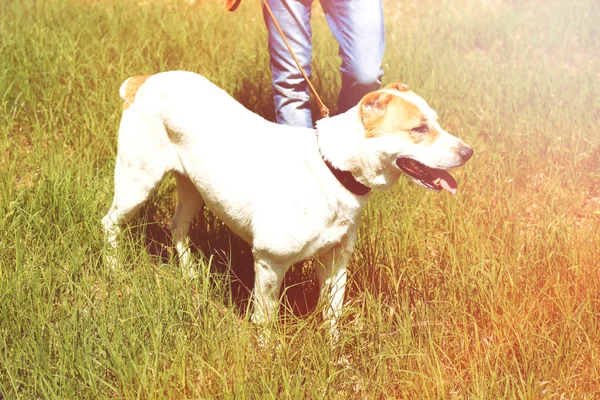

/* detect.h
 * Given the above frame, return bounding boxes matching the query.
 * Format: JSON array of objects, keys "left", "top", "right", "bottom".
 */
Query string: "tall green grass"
[{"left": 1, "top": 0, "right": 599, "bottom": 397}]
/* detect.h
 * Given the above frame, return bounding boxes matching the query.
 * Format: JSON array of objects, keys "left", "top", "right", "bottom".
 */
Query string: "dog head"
[{"left": 354, "top": 82, "right": 473, "bottom": 194}]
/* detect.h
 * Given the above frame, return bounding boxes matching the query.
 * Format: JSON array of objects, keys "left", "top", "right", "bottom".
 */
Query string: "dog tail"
[{"left": 120, "top": 75, "right": 150, "bottom": 111}]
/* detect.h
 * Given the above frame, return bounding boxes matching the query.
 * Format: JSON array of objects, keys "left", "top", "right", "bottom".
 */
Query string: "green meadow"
[{"left": 1, "top": 0, "right": 599, "bottom": 397}]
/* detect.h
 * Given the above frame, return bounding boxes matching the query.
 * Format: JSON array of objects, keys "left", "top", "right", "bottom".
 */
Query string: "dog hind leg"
[
  {"left": 169, "top": 172, "right": 204, "bottom": 276},
  {"left": 102, "top": 153, "right": 166, "bottom": 269}
]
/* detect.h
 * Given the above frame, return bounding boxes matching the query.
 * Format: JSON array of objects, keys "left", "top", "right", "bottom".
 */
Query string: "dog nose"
[{"left": 459, "top": 144, "right": 474, "bottom": 163}]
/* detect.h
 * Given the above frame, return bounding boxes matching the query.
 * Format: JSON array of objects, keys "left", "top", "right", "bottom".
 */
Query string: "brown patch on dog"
[
  {"left": 122, "top": 75, "right": 150, "bottom": 111},
  {"left": 361, "top": 90, "right": 443, "bottom": 144},
  {"left": 384, "top": 82, "right": 411, "bottom": 92},
  {"left": 361, "top": 91, "right": 429, "bottom": 142},
  {"left": 360, "top": 91, "right": 394, "bottom": 136},
  {"left": 422, "top": 125, "right": 442, "bottom": 145}
]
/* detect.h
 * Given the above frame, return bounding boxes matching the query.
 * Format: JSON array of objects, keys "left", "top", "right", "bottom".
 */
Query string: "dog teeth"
[
  {"left": 402, "top": 159, "right": 428, "bottom": 176},
  {"left": 433, "top": 178, "right": 441, "bottom": 186}
]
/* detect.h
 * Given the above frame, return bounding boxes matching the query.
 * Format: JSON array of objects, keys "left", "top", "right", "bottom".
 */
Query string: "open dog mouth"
[{"left": 396, "top": 158, "right": 458, "bottom": 195}]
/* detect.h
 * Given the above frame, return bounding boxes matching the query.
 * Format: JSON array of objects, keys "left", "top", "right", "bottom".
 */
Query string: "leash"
[
  {"left": 227, "top": 0, "right": 330, "bottom": 118},
  {"left": 225, "top": 0, "right": 372, "bottom": 196}
]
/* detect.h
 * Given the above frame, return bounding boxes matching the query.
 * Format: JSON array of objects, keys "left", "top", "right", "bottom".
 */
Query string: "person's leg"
[
  {"left": 320, "top": 0, "right": 385, "bottom": 114},
  {"left": 262, "top": 0, "right": 314, "bottom": 127}
]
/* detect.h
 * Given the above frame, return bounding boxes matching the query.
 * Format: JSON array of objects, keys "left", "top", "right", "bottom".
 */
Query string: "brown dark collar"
[
  {"left": 316, "top": 128, "right": 371, "bottom": 196},
  {"left": 322, "top": 158, "right": 372, "bottom": 196}
]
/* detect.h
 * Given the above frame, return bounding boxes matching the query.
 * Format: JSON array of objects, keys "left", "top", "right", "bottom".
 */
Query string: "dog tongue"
[{"left": 433, "top": 170, "right": 457, "bottom": 195}]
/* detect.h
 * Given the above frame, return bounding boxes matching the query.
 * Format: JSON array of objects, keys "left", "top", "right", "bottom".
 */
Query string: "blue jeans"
[{"left": 262, "top": 0, "right": 385, "bottom": 127}]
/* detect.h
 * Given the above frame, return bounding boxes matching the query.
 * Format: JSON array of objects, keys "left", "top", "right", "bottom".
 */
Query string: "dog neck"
[
  {"left": 321, "top": 157, "right": 371, "bottom": 196},
  {"left": 316, "top": 107, "right": 373, "bottom": 195}
]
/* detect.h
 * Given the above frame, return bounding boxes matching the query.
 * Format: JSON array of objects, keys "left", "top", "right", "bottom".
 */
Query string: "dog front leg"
[
  {"left": 316, "top": 246, "right": 351, "bottom": 341},
  {"left": 250, "top": 255, "right": 286, "bottom": 326}
]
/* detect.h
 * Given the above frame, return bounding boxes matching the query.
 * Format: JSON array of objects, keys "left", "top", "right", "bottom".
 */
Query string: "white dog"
[{"left": 102, "top": 71, "right": 473, "bottom": 336}]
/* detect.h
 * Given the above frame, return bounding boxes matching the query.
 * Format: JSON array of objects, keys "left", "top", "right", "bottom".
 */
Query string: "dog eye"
[{"left": 411, "top": 124, "right": 429, "bottom": 134}]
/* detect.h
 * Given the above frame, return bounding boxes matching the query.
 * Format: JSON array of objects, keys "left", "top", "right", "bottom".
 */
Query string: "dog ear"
[
  {"left": 384, "top": 82, "right": 410, "bottom": 92},
  {"left": 360, "top": 91, "right": 394, "bottom": 133}
]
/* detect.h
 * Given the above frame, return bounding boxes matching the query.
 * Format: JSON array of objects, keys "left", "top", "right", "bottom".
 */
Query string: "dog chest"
[{"left": 251, "top": 198, "right": 360, "bottom": 264}]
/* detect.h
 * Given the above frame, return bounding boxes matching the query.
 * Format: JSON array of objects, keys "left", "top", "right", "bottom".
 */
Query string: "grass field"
[{"left": 1, "top": 0, "right": 599, "bottom": 398}]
